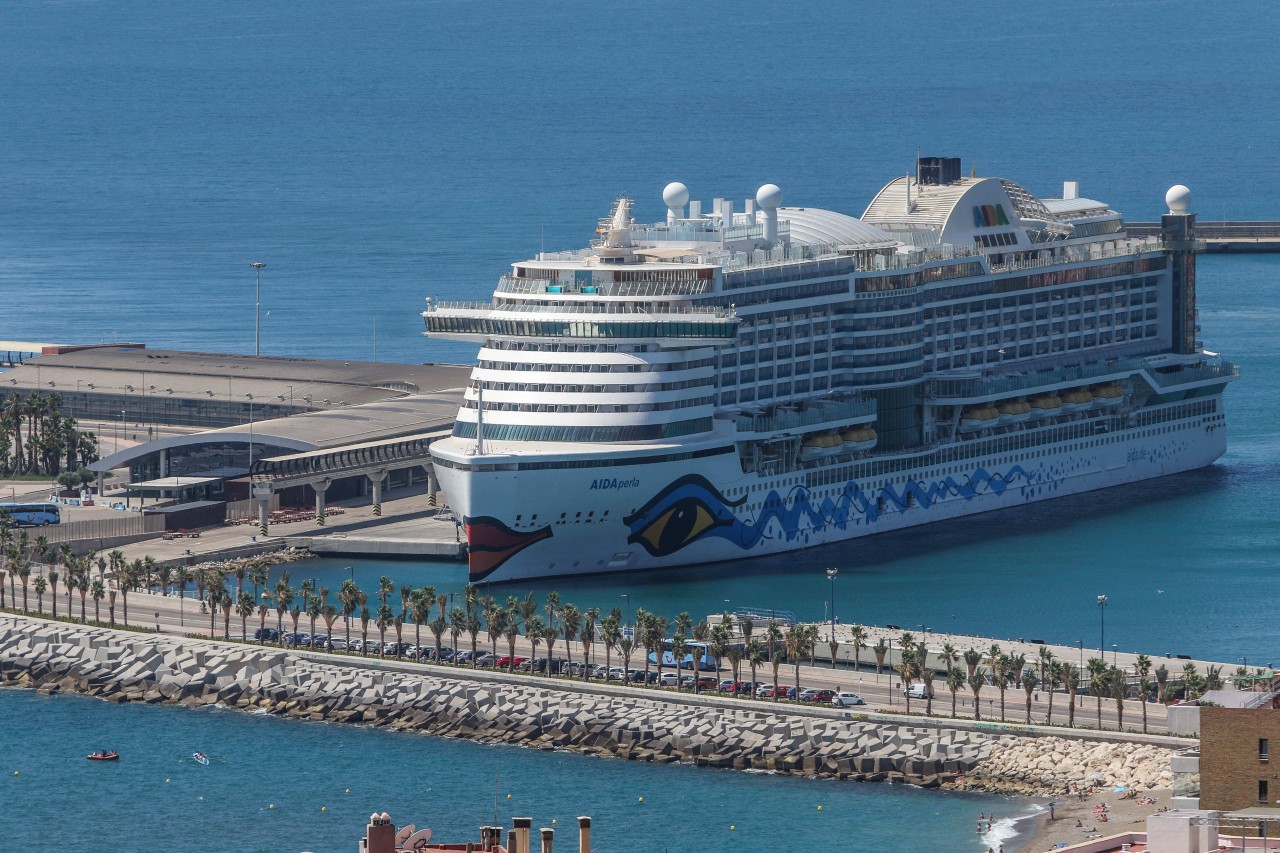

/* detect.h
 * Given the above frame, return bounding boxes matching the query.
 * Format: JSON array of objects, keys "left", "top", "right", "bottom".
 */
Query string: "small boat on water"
[
  {"left": 87, "top": 751, "right": 119, "bottom": 761},
  {"left": 193, "top": 752, "right": 210, "bottom": 766}
]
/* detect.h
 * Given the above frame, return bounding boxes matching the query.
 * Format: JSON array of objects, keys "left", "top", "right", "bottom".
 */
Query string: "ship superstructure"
[{"left": 423, "top": 160, "right": 1238, "bottom": 582}]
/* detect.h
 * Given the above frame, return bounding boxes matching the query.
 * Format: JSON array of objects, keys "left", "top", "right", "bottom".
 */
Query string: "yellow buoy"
[
  {"left": 507, "top": 794, "right": 512, "bottom": 799},
  {"left": 817, "top": 805, "right": 823, "bottom": 811},
  {"left": 730, "top": 826, "right": 736, "bottom": 831},
  {"left": 269, "top": 804, "right": 275, "bottom": 809},
  {"left": 13, "top": 771, "right": 19, "bottom": 777},
  {"left": 638, "top": 797, "right": 644, "bottom": 803},
  {"left": 552, "top": 820, "right": 557, "bottom": 825},
  {"left": 345, "top": 788, "right": 351, "bottom": 794},
  {"left": 165, "top": 778, "right": 171, "bottom": 784},
  {"left": 321, "top": 806, "right": 327, "bottom": 812}
]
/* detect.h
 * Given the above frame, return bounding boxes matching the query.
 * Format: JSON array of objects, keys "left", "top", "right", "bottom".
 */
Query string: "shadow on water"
[{"left": 489, "top": 465, "right": 1233, "bottom": 592}]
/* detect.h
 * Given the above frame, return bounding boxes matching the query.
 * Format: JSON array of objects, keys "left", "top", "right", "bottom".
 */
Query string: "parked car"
[
  {"left": 253, "top": 627, "right": 279, "bottom": 642},
  {"left": 658, "top": 671, "right": 681, "bottom": 687},
  {"left": 718, "top": 679, "right": 737, "bottom": 693},
  {"left": 799, "top": 688, "right": 835, "bottom": 703},
  {"left": 329, "top": 638, "right": 349, "bottom": 652},
  {"left": 832, "top": 692, "right": 867, "bottom": 708},
  {"left": 475, "top": 653, "right": 497, "bottom": 668},
  {"left": 754, "top": 683, "right": 776, "bottom": 698},
  {"left": 696, "top": 674, "right": 718, "bottom": 689},
  {"left": 626, "top": 669, "right": 646, "bottom": 683},
  {"left": 495, "top": 655, "right": 528, "bottom": 669},
  {"left": 454, "top": 650, "right": 475, "bottom": 665},
  {"left": 606, "top": 667, "right": 627, "bottom": 682}
]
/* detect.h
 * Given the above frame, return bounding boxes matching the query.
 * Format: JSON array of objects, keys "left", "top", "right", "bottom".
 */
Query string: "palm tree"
[
  {"left": 1155, "top": 663, "right": 1169, "bottom": 702},
  {"left": 274, "top": 575, "right": 293, "bottom": 646},
  {"left": 487, "top": 606, "right": 508, "bottom": 660},
  {"left": 107, "top": 589, "right": 117, "bottom": 627},
  {"left": 47, "top": 569, "right": 58, "bottom": 617},
  {"left": 1037, "top": 645, "right": 1054, "bottom": 684},
  {"left": 618, "top": 636, "right": 634, "bottom": 676},
  {"left": 236, "top": 591, "right": 255, "bottom": 640},
  {"left": 747, "top": 639, "right": 765, "bottom": 692},
  {"left": 219, "top": 589, "right": 233, "bottom": 639},
  {"left": 849, "top": 624, "right": 867, "bottom": 673},
  {"left": 1045, "top": 661, "right": 1062, "bottom": 726},
  {"left": 635, "top": 609, "right": 655, "bottom": 683},
  {"left": 946, "top": 665, "right": 965, "bottom": 718},
  {"left": 158, "top": 564, "right": 172, "bottom": 597},
  {"left": 465, "top": 612, "right": 482, "bottom": 666},
  {"left": 322, "top": 604, "right": 338, "bottom": 641},
  {"left": 250, "top": 562, "right": 268, "bottom": 601},
  {"left": 672, "top": 631, "right": 688, "bottom": 691},
  {"left": 174, "top": 566, "right": 190, "bottom": 603},
  {"left": 90, "top": 578, "right": 105, "bottom": 623},
  {"left": 963, "top": 647, "right": 981, "bottom": 679},
  {"left": 377, "top": 575, "right": 393, "bottom": 609},
  {"left": 75, "top": 567, "right": 89, "bottom": 622},
  {"left": 399, "top": 584, "right": 414, "bottom": 624},
  {"left": 542, "top": 622, "right": 561, "bottom": 673},
  {"left": 1107, "top": 666, "right": 1127, "bottom": 731},
  {"left": 899, "top": 646, "right": 919, "bottom": 714},
  {"left": 33, "top": 573, "right": 46, "bottom": 613},
  {"left": 429, "top": 615, "right": 447, "bottom": 663},
  {"left": 968, "top": 671, "right": 985, "bottom": 720},
  {"left": 786, "top": 624, "right": 811, "bottom": 698},
  {"left": 1206, "top": 665, "right": 1225, "bottom": 692},
  {"left": 17, "top": 559, "right": 31, "bottom": 612},
  {"left": 601, "top": 612, "right": 622, "bottom": 676},
  {"left": 503, "top": 618, "right": 520, "bottom": 673},
  {"left": 560, "top": 604, "right": 581, "bottom": 675},
  {"left": 725, "top": 645, "right": 743, "bottom": 684},
  {"left": 580, "top": 607, "right": 600, "bottom": 679},
  {"left": 1022, "top": 671, "right": 1038, "bottom": 724},
  {"left": 1088, "top": 657, "right": 1108, "bottom": 727},
  {"left": 448, "top": 607, "right": 465, "bottom": 665},
  {"left": 1134, "top": 654, "right": 1153, "bottom": 734},
  {"left": 1061, "top": 663, "right": 1080, "bottom": 728},
  {"left": 940, "top": 643, "right": 958, "bottom": 673},
  {"left": 873, "top": 638, "right": 888, "bottom": 676},
  {"left": 339, "top": 579, "right": 359, "bottom": 650},
  {"left": 376, "top": 604, "right": 394, "bottom": 657},
  {"left": 410, "top": 590, "right": 432, "bottom": 654},
  {"left": 359, "top": 604, "right": 371, "bottom": 654},
  {"left": 765, "top": 621, "right": 784, "bottom": 698},
  {"left": 918, "top": 643, "right": 936, "bottom": 715}
]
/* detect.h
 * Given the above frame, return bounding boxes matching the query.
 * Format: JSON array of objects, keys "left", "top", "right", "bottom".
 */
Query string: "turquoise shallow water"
[{"left": 0, "top": 689, "right": 1024, "bottom": 853}]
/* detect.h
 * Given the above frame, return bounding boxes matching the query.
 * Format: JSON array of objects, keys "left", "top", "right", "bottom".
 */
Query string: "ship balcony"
[
  {"left": 926, "top": 354, "right": 1239, "bottom": 405},
  {"left": 496, "top": 274, "right": 710, "bottom": 298},
  {"left": 424, "top": 301, "right": 739, "bottom": 343},
  {"left": 729, "top": 396, "right": 877, "bottom": 437}
]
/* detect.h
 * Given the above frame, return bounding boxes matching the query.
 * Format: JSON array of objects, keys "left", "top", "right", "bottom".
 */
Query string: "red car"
[{"left": 494, "top": 655, "right": 528, "bottom": 669}]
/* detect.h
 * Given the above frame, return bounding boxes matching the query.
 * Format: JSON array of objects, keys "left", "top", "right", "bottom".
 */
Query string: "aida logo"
[{"left": 973, "top": 203, "right": 1010, "bottom": 227}]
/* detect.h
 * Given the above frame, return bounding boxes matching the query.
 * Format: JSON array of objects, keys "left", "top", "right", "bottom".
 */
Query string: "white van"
[{"left": 904, "top": 684, "right": 932, "bottom": 700}]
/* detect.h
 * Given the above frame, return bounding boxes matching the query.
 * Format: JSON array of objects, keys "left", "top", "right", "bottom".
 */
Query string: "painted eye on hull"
[{"left": 630, "top": 497, "right": 725, "bottom": 557}]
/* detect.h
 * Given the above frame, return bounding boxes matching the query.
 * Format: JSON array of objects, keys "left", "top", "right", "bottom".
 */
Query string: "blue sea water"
[
  {"left": 0, "top": 689, "right": 1024, "bottom": 853},
  {"left": 2, "top": 0, "right": 1279, "bottom": 849}
]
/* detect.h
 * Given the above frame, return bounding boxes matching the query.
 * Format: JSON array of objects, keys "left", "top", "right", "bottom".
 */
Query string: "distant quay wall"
[{"left": 0, "top": 614, "right": 1177, "bottom": 794}]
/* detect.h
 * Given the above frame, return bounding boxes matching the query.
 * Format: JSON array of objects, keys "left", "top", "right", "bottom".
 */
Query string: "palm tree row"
[{"left": 0, "top": 390, "right": 100, "bottom": 476}]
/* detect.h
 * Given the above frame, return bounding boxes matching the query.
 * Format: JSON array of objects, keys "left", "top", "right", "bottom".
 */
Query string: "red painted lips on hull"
[{"left": 465, "top": 515, "right": 552, "bottom": 580}]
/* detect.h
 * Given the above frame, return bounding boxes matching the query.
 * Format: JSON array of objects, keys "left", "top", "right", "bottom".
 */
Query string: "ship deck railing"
[
  {"left": 928, "top": 354, "right": 1239, "bottom": 402},
  {"left": 496, "top": 275, "right": 710, "bottom": 297},
  {"left": 428, "top": 300, "right": 735, "bottom": 318},
  {"left": 730, "top": 397, "right": 877, "bottom": 435}
]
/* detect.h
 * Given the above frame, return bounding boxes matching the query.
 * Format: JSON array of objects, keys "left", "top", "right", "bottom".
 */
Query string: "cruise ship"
[{"left": 423, "top": 158, "right": 1238, "bottom": 582}]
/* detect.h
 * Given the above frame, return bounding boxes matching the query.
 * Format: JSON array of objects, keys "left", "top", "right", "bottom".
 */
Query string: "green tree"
[
  {"left": 90, "top": 577, "right": 105, "bottom": 623},
  {"left": 968, "top": 671, "right": 985, "bottom": 720},
  {"left": 560, "top": 604, "right": 581, "bottom": 676},
  {"left": 33, "top": 573, "right": 46, "bottom": 613},
  {"left": 946, "top": 665, "right": 965, "bottom": 718},
  {"left": 1061, "top": 663, "right": 1080, "bottom": 729},
  {"left": 376, "top": 604, "right": 395, "bottom": 657},
  {"left": 1022, "top": 670, "right": 1039, "bottom": 724}
]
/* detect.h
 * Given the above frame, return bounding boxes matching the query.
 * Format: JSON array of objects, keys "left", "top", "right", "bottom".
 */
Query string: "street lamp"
[
  {"left": 1096, "top": 594, "right": 1108, "bottom": 659},
  {"left": 251, "top": 262, "right": 267, "bottom": 356},
  {"left": 621, "top": 594, "right": 631, "bottom": 635},
  {"left": 826, "top": 567, "right": 838, "bottom": 636},
  {"left": 1112, "top": 644, "right": 1117, "bottom": 666}
]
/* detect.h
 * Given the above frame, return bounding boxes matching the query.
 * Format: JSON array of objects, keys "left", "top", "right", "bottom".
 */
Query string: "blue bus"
[
  {"left": 647, "top": 640, "right": 715, "bottom": 671},
  {"left": 0, "top": 503, "right": 61, "bottom": 527}
]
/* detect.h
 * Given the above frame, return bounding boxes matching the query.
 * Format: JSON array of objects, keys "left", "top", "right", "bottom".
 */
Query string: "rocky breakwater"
[
  {"left": 962, "top": 736, "right": 1176, "bottom": 796},
  {"left": 0, "top": 615, "right": 994, "bottom": 786}
]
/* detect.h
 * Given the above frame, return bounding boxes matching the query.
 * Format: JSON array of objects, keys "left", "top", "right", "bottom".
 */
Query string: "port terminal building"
[{"left": 0, "top": 343, "right": 469, "bottom": 527}]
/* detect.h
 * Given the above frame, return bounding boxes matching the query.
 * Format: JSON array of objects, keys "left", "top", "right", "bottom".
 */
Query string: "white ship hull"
[{"left": 438, "top": 401, "right": 1226, "bottom": 583}]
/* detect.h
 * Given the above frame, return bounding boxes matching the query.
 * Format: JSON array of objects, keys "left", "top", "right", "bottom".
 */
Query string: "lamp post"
[
  {"left": 251, "top": 262, "right": 267, "bottom": 356},
  {"left": 1096, "top": 594, "right": 1108, "bottom": 660},
  {"left": 826, "top": 567, "right": 838, "bottom": 637},
  {"left": 1112, "top": 644, "right": 1117, "bottom": 667},
  {"left": 1077, "top": 640, "right": 1084, "bottom": 706},
  {"left": 621, "top": 594, "right": 631, "bottom": 636}
]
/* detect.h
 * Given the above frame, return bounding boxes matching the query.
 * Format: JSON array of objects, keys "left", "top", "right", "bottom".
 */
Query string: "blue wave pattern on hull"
[{"left": 625, "top": 464, "right": 1041, "bottom": 557}]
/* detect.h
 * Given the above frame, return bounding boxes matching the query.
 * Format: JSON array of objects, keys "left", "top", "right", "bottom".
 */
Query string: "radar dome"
[
  {"left": 662, "top": 182, "right": 690, "bottom": 209},
  {"left": 1165, "top": 185, "right": 1192, "bottom": 214},
  {"left": 756, "top": 183, "right": 783, "bottom": 210}
]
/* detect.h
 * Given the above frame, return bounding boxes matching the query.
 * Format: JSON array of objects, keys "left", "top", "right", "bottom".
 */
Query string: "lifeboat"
[
  {"left": 1028, "top": 394, "right": 1064, "bottom": 417},
  {"left": 959, "top": 405, "right": 1000, "bottom": 431},
  {"left": 87, "top": 751, "right": 119, "bottom": 761},
  {"left": 1061, "top": 388, "right": 1095, "bottom": 413},
  {"left": 996, "top": 400, "right": 1032, "bottom": 424},
  {"left": 839, "top": 426, "right": 878, "bottom": 453},
  {"left": 799, "top": 431, "right": 843, "bottom": 461},
  {"left": 1092, "top": 383, "right": 1125, "bottom": 406}
]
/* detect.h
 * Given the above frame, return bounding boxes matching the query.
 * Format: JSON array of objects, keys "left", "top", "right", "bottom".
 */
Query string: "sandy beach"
[{"left": 1010, "top": 788, "right": 1172, "bottom": 852}]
